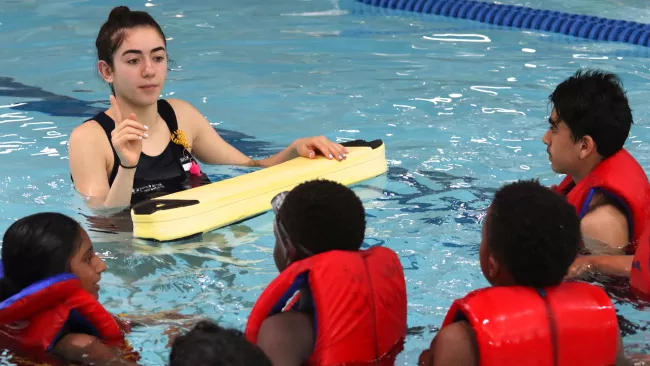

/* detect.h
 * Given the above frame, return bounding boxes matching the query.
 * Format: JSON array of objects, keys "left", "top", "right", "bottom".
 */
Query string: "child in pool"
[
  {"left": 0, "top": 212, "right": 186, "bottom": 365},
  {"left": 419, "top": 180, "right": 629, "bottom": 366},
  {"left": 245, "top": 180, "right": 407, "bottom": 365},
  {"left": 170, "top": 320, "right": 271, "bottom": 366}
]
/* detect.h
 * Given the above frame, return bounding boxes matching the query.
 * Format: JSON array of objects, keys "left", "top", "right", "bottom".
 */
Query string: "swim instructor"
[{"left": 69, "top": 6, "right": 347, "bottom": 208}]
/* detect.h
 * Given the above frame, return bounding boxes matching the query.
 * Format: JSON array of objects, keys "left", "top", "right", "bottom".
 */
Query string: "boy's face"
[{"left": 542, "top": 108, "right": 585, "bottom": 175}]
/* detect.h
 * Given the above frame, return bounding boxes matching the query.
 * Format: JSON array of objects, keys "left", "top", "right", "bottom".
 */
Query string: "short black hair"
[
  {"left": 1, "top": 212, "right": 83, "bottom": 301},
  {"left": 549, "top": 68, "right": 632, "bottom": 157},
  {"left": 169, "top": 320, "right": 271, "bottom": 366},
  {"left": 278, "top": 179, "right": 366, "bottom": 255},
  {"left": 488, "top": 180, "right": 581, "bottom": 287}
]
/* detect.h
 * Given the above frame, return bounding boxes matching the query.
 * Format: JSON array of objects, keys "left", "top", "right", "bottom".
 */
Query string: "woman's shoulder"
[
  {"left": 165, "top": 97, "right": 198, "bottom": 112},
  {"left": 69, "top": 119, "right": 110, "bottom": 146},
  {"left": 68, "top": 118, "right": 114, "bottom": 166},
  {"left": 165, "top": 98, "right": 208, "bottom": 135}
]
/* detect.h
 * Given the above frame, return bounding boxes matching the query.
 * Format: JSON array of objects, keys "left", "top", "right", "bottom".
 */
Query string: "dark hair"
[
  {"left": 0, "top": 213, "right": 83, "bottom": 301},
  {"left": 488, "top": 180, "right": 581, "bottom": 287},
  {"left": 549, "top": 69, "right": 633, "bottom": 157},
  {"left": 169, "top": 320, "right": 272, "bottom": 366},
  {"left": 278, "top": 180, "right": 366, "bottom": 255},
  {"left": 96, "top": 6, "right": 167, "bottom": 92}
]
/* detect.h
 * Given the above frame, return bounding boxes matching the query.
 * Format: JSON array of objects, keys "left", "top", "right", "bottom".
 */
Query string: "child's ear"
[
  {"left": 487, "top": 254, "right": 500, "bottom": 279},
  {"left": 286, "top": 246, "right": 297, "bottom": 267}
]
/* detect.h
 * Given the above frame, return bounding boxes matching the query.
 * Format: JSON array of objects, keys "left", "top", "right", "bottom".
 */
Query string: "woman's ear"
[{"left": 97, "top": 60, "right": 114, "bottom": 83}]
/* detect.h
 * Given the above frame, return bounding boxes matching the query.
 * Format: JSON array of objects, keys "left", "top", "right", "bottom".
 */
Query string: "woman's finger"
[
  {"left": 115, "top": 127, "right": 148, "bottom": 140},
  {"left": 312, "top": 140, "right": 336, "bottom": 160},
  {"left": 113, "top": 120, "right": 148, "bottom": 135}
]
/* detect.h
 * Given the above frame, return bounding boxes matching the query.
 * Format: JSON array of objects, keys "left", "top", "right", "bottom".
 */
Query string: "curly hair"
[
  {"left": 488, "top": 180, "right": 581, "bottom": 287},
  {"left": 278, "top": 179, "right": 366, "bottom": 255},
  {"left": 170, "top": 320, "right": 271, "bottom": 366}
]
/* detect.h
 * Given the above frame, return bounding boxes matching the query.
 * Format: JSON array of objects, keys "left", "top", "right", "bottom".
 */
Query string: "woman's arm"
[
  {"left": 168, "top": 99, "right": 347, "bottom": 168},
  {"left": 69, "top": 96, "right": 148, "bottom": 209},
  {"left": 69, "top": 122, "right": 136, "bottom": 210}
]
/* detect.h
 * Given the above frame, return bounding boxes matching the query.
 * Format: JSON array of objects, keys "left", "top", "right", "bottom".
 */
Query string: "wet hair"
[
  {"left": 169, "top": 320, "right": 272, "bottom": 366},
  {"left": 278, "top": 180, "right": 366, "bottom": 256},
  {"left": 0, "top": 212, "right": 83, "bottom": 301},
  {"left": 96, "top": 6, "right": 167, "bottom": 93},
  {"left": 96, "top": 6, "right": 166, "bottom": 68},
  {"left": 487, "top": 180, "right": 581, "bottom": 288},
  {"left": 549, "top": 69, "right": 633, "bottom": 158}
]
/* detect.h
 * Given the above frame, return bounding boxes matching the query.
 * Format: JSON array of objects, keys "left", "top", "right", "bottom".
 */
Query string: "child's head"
[
  {"left": 271, "top": 179, "right": 366, "bottom": 271},
  {"left": 1, "top": 212, "right": 106, "bottom": 300},
  {"left": 479, "top": 180, "right": 581, "bottom": 288},
  {"left": 169, "top": 320, "right": 271, "bottom": 366}
]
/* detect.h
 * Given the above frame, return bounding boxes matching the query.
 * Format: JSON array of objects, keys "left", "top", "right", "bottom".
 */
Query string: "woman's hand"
[
  {"left": 291, "top": 136, "right": 348, "bottom": 161},
  {"left": 110, "top": 95, "right": 148, "bottom": 167}
]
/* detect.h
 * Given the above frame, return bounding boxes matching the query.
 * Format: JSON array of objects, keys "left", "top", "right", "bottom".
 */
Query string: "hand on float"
[
  {"left": 292, "top": 136, "right": 348, "bottom": 161},
  {"left": 110, "top": 95, "right": 147, "bottom": 168},
  {"left": 564, "top": 256, "right": 593, "bottom": 280}
]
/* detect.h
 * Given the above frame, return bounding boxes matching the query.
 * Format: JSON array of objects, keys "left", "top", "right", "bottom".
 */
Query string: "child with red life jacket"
[
  {"left": 0, "top": 212, "right": 192, "bottom": 365},
  {"left": 170, "top": 320, "right": 271, "bottom": 366},
  {"left": 419, "top": 180, "right": 629, "bottom": 366},
  {"left": 244, "top": 179, "right": 408, "bottom": 366},
  {"left": 0, "top": 212, "right": 138, "bottom": 365},
  {"left": 542, "top": 70, "right": 650, "bottom": 295}
]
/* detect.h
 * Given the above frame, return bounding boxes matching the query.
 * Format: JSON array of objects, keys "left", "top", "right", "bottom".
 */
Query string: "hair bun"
[{"left": 108, "top": 6, "right": 130, "bottom": 22}]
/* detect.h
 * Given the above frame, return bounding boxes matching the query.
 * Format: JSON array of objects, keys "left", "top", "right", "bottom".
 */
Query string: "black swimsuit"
[{"left": 85, "top": 99, "right": 210, "bottom": 204}]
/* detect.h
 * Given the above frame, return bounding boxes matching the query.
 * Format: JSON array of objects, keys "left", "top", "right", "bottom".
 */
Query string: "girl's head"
[
  {"left": 0, "top": 213, "right": 106, "bottom": 300},
  {"left": 96, "top": 6, "right": 168, "bottom": 106}
]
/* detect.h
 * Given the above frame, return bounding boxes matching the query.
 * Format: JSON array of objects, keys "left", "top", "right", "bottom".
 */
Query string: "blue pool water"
[{"left": 1, "top": 0, "right": 650, "bottom": 364}]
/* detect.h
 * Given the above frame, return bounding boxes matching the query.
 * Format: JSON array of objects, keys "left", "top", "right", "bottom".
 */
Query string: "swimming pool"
[{"left": 1, "top": 0, "right": 650, "bottom": 364}]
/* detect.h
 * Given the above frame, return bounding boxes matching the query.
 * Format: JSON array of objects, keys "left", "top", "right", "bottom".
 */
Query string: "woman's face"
[
  {"left": 69, "top": 229, "right": 106, "bottom": 299},
  {"left": 101, "top": 26, "right": 168, "bottom": 107}
]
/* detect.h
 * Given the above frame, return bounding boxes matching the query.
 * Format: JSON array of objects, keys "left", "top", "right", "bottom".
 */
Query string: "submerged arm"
[{"left": 53, "top": 334, "right": 137, "bottom": 365}]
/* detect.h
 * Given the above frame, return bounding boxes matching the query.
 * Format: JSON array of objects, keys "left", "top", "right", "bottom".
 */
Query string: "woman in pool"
[
  {"left": 69, "top": 6, "right": 347, "bottom": 208},
  {"left": 0, "top": 212, "right": 140, "bottom": 364}
]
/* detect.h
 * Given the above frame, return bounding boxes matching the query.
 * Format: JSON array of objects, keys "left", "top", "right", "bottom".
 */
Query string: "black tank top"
[{"left": 86, "top": 99, "right": 210, "bottom": 204}]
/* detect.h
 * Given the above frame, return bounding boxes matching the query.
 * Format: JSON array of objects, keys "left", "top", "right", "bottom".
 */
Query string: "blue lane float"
[{"left": 353, "top": 0, "right": 650, "bottom": 47}]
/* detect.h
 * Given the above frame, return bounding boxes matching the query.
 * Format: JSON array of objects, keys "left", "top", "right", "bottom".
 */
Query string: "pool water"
[{"left": 1, "top": 0, "right": 650, "bottom": 364}]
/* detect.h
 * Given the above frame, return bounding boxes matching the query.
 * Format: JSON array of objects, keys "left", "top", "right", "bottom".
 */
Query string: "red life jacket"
[
  {"left": 245, "top": 247, "right": 407, "bottom": 365},
  {"left": 0, "top": 273, "right": 132, "bottom": 358},
  {"left": 553, "top": 148, "right": 650, "bottom": 253},
  {"left": 441, "top": 282, "right": 618, "bottom": 366},
  {"left": 631, "top": 225, "right": 650, "bottom": 297}
]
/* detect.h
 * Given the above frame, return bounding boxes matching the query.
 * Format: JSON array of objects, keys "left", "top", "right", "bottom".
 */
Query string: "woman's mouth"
[{"left": 139, "top": 84, "right": 158, "bottom": 89}]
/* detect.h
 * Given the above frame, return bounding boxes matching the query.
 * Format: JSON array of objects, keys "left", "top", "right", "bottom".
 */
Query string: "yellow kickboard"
[{"left": 131, "top": 139, "right": 387, "bottom": 242}]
